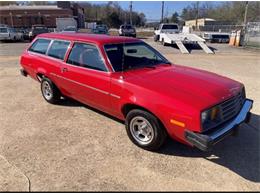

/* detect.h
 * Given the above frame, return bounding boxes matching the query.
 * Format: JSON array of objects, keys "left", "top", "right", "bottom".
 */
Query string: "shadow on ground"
[
  {"left": 158, "top": 113, "right": 260, "bottom": 183},
  {"left": 0, "top": 40, "right": 30, "bottom": 44},
  {"left": 57, "top": 98, "right": 260, "bottom": 183}
]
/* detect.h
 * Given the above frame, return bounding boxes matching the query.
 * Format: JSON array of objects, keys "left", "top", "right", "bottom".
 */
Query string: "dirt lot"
[{"left": 0, "top": 39, "right": 259, "bottom": 191}]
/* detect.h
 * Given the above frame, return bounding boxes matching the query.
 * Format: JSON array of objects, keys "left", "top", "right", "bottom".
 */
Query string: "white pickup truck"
[
  {"left": 0, "top": 26, "right": 23, "bottom": 41},
  {"left": 154, "top": 23, "right": 179, "bottom": 42}
]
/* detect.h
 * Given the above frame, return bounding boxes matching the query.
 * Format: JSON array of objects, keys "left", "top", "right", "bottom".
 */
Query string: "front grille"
[
  {"left": 219, "top": 88, "right": 246, "bottom": 123},
  {"left": 202, "top": 87, "right": 246, "bottom": 132}
]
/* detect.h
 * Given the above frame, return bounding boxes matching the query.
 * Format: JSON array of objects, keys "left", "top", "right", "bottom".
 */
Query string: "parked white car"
[{"left": 0, "top": 26, "right": 23, "bottom": 41}]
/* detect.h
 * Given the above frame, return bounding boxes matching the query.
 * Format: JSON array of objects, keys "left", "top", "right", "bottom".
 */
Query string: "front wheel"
[
  {"left": 41, "top": 77, "right": 61, "bottom": 104},
  {"left": 125, "top": 109, "right": 167, "bottom": 151},
  {"left": 162, "top": 38, "right": 168, "bottom": 46},
  {"left": 154, "top": 34, "right": 159, "bottom": 42}
]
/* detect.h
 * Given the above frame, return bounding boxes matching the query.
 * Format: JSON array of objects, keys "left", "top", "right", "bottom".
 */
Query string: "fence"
[{"left": 244, "top": 22, "right": 260, "bottom": 48}]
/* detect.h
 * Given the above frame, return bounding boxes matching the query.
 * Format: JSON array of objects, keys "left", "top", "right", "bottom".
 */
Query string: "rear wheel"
[
  {"left": 41, "top": 77, "right": 61, "bottom": 104},
  {"left": 125, "top": 109, "right": 167, "bottom": 151}
]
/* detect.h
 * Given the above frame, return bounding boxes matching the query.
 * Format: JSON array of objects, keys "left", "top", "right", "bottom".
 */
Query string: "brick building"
[{"left": 0, "top": 2, "right": 85, "bottom": 28}]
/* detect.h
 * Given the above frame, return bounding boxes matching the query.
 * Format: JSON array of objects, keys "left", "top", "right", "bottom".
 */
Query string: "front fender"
[{"left": 120, "top": 88, "right": 200, "bottom": 144}]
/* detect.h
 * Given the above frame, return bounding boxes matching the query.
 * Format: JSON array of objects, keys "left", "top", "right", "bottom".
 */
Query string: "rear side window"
[
  {"left": 67, "top": 43, "right": 107, "bottom": 72},
  {"left": 47, "top": 40, "right": 70, "bottom": 60},
  {"left": 29, "top": 39, "right": 51, "bottom": 54}
]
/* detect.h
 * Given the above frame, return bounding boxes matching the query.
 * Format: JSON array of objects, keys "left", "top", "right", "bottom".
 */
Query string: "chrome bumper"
[{"left": 185, "top": 99, "right": 253, "bottom": 151}]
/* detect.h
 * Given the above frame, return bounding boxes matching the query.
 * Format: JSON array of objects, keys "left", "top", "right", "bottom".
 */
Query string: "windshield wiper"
[
  {"left": 143, "top": 65, "right": 156, "bottom": 69},
  {"left": 162, "top": 61, "right": 172, "bottom": 65},
  {"left": 124, "top": 65, "right": 156, "bottom": 71}
]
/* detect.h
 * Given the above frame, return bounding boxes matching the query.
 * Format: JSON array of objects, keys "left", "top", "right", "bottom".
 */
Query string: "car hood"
[{"left": 124, "top": 65, "right": 242, "bottom": 110}]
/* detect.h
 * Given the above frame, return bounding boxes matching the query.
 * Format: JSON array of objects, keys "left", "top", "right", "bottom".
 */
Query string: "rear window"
[
  {"left": 29, "top": 39, "right": 51, "bottom": 54},
  {"left": 0, "top": 28, "right": 8, "bottom": 33},
  {"left": 47, "top": 40, "right": 70, "bottom": 60},
  {"left": 212, "top": 35, "right": 230, "bottom": 39},
  {"left": 162, "top": 25, "right": 178, "bottom": 30},
  {"left": 121, "top": 25, "right": 133, "bottom": 29}
]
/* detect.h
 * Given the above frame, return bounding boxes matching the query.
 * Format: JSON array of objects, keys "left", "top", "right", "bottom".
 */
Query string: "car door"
[
  {"left": 44, "top": 39, "right": 72, "bottom": 93},
  {"left": 60, "top": 42, "right": 111, "bottom": 112}
]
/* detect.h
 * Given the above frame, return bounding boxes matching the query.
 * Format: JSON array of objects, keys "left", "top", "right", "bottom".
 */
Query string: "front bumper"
[
  {"left": 120, "top": 32, "right": 136, "bottom": 37},
  {"left": 0, "top": 37, "right": 11, "bottom": 41},
  {"left": 185, "top": 99, "right": 253, "bottom": 151}
]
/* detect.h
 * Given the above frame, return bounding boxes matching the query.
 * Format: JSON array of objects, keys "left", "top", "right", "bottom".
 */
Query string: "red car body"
[{"left": 20, "top": 33, "right": 253, "bottom": 151}]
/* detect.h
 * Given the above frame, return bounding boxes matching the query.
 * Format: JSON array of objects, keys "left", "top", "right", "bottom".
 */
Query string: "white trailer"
[
  {"left": 56, "top": 18, "right": 77, "bottom": 32},
  {"left": 154, "top": 23, "right": 214, "bottom": 54}
]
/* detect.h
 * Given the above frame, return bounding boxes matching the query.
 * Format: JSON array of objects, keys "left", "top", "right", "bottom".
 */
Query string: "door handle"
[{"left": 61, "top": 67, "right": 68, "bottom": 73}]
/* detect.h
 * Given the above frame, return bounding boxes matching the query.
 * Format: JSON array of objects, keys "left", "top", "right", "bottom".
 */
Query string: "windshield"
[
  {"left": 96, "top": 25, "right": 106, "bottom": 30},
  {"left": 0, "top": 28, "right": 8, "bottom": 33},
  {"left": 121, "top": 25, "right": 133, "bottom": 29},
  {"left": 162, "top": 25, "right": 178, "bottom": 30},
  {"left": 32, "top": 26, "right": 48, "bottom": 33},
  {"left": 212, "top": 35, "right": 229, "bottom": 39},
  {"left": 104, "top": 42, "right": 170, "bottom": 72},
  {"left": 64, "top": 28, "right": 76, "bottom": 31}
]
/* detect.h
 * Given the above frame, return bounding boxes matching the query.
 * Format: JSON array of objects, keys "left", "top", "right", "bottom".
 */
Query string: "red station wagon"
[{"left": 20, "top": 33, "right": 253, "bottom": 151}]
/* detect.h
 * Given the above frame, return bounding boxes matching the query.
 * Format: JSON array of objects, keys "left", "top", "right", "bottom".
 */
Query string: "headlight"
[
  {"left": 201, "top": 106, "right": 221, "bottom": 131},
  {"left": 201, "top": 110, "right": 210, "bottom": 123}
]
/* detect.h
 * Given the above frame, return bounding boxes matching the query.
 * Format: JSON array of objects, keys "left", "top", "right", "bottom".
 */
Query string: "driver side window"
[{"left": 123, "top": 44, "right": 157, "bottom": 60}]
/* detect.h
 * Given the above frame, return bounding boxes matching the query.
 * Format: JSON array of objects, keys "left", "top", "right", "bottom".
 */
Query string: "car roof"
[{"left": 38, "top": 33, "right": 140, "bottom": 45}]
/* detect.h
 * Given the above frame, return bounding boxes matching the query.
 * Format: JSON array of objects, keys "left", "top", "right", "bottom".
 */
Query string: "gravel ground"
[{"left": 0, "top": 39, "right": 259, "bottom": 191}]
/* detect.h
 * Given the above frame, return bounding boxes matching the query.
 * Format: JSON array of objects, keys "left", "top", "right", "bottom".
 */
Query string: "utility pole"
[
  {"left": 243, "top": 1, "right": 249, "bottom": 26},
  {"left": 161, "top": 1, "right": 164, "bottom": 23},
  {"left": 195, "top": 1, "right": 199, "bottom": 31},
  {"left": 9, "top": 12, "right": 13, "bottom": 27},
  {"left": 129, "top": 1, "right": 133, "bottom": 25},
  {"left": 95, "top": 7, "right": 98, "bottom": 21}
]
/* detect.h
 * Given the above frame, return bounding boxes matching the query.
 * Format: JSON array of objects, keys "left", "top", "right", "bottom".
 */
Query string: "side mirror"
[{"left": 126, "top": 49, "right": 137, "bottom": 54}]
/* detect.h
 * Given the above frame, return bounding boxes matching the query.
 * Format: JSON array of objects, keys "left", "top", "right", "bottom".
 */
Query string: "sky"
[
  {"left": 118, "top": 1, "right": 193, "bottom": 21},
  {"left": 89, "top": 1, "right": 223, "bottom": 22}
]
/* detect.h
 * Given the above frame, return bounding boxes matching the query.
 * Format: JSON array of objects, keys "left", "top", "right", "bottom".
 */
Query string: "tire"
[
  {"left": 154, "top": 34, "right": 159, "bottom": 42},
  {"left": 162, "top": 38, "right": 168, "bottom": 46},
  {"left": 41, "top": 77, "right": 61, "bottom": 104},
  {"left": 125, "top": 109, "right": 167, "bottom": 151}
]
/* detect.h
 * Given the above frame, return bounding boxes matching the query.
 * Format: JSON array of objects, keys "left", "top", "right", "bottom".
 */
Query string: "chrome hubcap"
[
  {"left": 129, "top": 116, "right": 154, "bottom": 145},
  {"left": 42, "top": 81, "right": 53, "bottom": 100}
]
